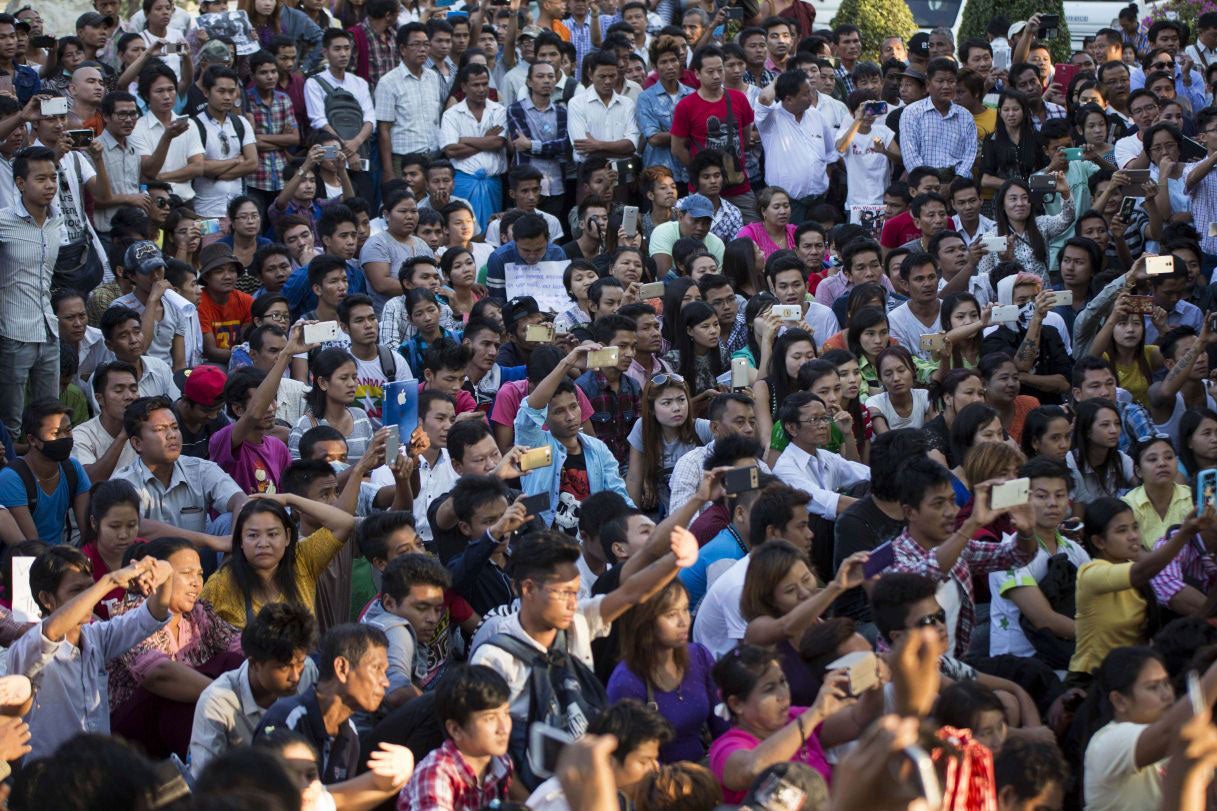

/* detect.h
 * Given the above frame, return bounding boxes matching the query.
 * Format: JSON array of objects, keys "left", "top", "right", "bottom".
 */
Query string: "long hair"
[
  {"left": 1072, "top": 398, "right": 1131, "bottom": 495},
  {"left": 1020, "top": 404, "right": 1071, "bottom": 459},
  {"left": 227, "top": 499, "right": 302, "bottom": 623},
  {"left": 723, "top": 238, "right": 764, "bottom": 295},
  {"left": 617, "top": 580, "right": 691, "bottom": 686},
  {"left": 1099, "top": 289, "right": 1153, "bottom": 392},
  {"left": 742, "top": 293, "right": 778, "bottom": 363},
  {"left": 639, "top": 376, "right": 698, "bottom": 506},
  {"left": 993, "top": 89, "right": 1039, "bottom": 148},
  {"left": 740, "top": 540, "right": 809, "bottom": 621},
  {"left": 994, "top": 178, "right": 1049, "bottom": 265},
  {"left": 163, "top": 207, "right": 202, "bottom": 268},
  {"left": 660, "top": 278, "right": 699, "bottom": 346},
  {"left": 846, "top": 306, "right": 888, "bottom": 364},
  {"left": 1179, "top": 407, "right": 1217, "bottom": 479},
  {"left": 304, "top": 348, "right": 357, "bottom": 419},
  {"left": 673, "top": 300, "right": 723, "bottom": 389},
  {"left": 239, "top": 0, "right": 281, "bottom": 30},
  {"left": 765, "top": 327, "right": 816, "bottom": 415},
  {"left": 940, "top": 291, "right": 982, "bottom": 366}
]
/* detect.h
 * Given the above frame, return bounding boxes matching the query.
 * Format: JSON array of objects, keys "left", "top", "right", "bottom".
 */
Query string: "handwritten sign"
[{"left": 505, "top": 260, "right": 571, "bottom": 315}]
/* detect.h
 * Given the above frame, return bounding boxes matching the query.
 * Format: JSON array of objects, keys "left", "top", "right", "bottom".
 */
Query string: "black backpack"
[
  {"left": 1017, "top": 552, "right": 1078, "bottom": 669},
  {"left": 486, "top": 630, "right": 608, "bottom": 791},
  {"left": 190, "top": 114, "right": 245, "bottom": 150},
  {"left": 312, "top": 75, "right": 368, "bottom": 158},
  {"left": 10, "top": 458, "right": 79, "bottom": 542}
]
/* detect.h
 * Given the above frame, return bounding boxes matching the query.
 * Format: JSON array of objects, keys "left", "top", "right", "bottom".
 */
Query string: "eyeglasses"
[
  {"left": 649, "top": 372, "right": 685, "bottom": 387},
  {"left": 234, "top": 212, "right": 260, "bottom": 222},
  {"left": 263, "top": 312, "right": 291, "bottom": 324},
  {"left": 914, "top": 608, "right": 947, "bottom": 628},
  {"left": 797, "top": 414, "right": 832, "bottom": 425},
  {"left": 542, "top": 585, "right": 580, "bottom": 604}
]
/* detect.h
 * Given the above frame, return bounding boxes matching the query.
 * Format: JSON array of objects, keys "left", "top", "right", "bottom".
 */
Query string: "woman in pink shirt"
[{"left": 736, "top": 187, "right": 798, "bottom": 258}]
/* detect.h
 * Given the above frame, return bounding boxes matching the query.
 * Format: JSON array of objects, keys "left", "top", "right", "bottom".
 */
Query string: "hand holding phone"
[{"left": 990, "top": 477, "right": 1030, "bottom": 510}]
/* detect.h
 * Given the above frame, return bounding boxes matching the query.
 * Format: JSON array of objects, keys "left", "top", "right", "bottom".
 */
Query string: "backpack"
[
  {"left": 486, "top": 630, "right": 608, "bottom": 791},
  {"left": 9, "top": 458, "right": 79, "bottom": 543},
  {"left": 377, "top": 346, "right": 398, "bottom": 380},
  {"left": 190, "top": 114, "right": 245, "bottom": 151},
  {"left": 1017, "top": 552, "right": 1077, "bottom": 669},
  {"left": 312, "top": 75, "right": 368, "bottom": 158}
]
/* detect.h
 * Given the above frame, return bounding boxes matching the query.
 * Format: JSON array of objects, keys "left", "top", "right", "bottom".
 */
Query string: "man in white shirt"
[
  {"left": 73, "top": 360, "right": 140, "bottom": 481},
  {"left": 132, "top": 61, "right": 203, "bottom": 203},
  {"left": 887, "top": 251, "right": 943, "bottom": 360},
  {"left": 567, "top": 50, "right": 639, "bottom": 164},
  {"left": 755, "top": 69, "right": 838, "bottom": 219},
  {"left": 772, "top": 391, "right": 869, "bottom": 520},
  {"left": 192, "top": 67, "right": 257, "bottom": 218},
  {"left": 306, "top": 29, "right": 375, "bottom": 176},
  {"left": 439, "top": 62, "right": 507, "bottom": 232},
  {"left": 765, "top": 253, "right": 839, "bottom": 349}
]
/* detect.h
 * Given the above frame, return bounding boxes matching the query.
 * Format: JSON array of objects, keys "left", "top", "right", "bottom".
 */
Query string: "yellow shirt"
[
  {"left": 200, "top": 527, "right": 345, "bottom": 629},
  {"left": 972, "top": 107, "right": 998, "bottom": 194},
  {"left": 1122, "top": 483, "right": 1193, "bottom": 550},
  {"left": 1069, "top": 559, "right": 1143, "bottom": 674},
  {"left": 1110, "top": 346, "right": 1157, "bottom": 409}
]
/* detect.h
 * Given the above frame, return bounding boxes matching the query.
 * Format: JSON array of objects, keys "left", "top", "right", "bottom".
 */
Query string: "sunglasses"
[
  {"left": 913, "top": 608, "right": 947, "bottom": 628},
  {"left": 649, "top": 372, "right": 685, "bottom": 387}
]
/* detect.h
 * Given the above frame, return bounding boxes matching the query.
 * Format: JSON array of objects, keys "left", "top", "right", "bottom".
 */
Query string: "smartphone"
[
  {"left": 1061, "top": 146, "right": 1084, "bottom": 160},
  {"left": 1197, "top": 469, "right": 1217, "bottom": 512},
  {"left": 1209, "top": 221, "right": 1217, "bottom": 238},
  {"left": 1051, "top": 62, "right": 1079, "bottom": 95},
  {"left": 359, "top": 158, "right": 370, "bottom": 172},
  {"left": 1029, "top": 172, "right": 1056, "bottom": 193},
  {"left": 1124, "top": 168, "right": 1151, "bottom": 184},
  {"left": 321, "top": 144, "right": 340, "bottom": 160},
  {"left": 863, "top": 101, "right": 889, "bottom": 116},
  {"left": 992, "top": 44, "right": 1011, "bottom": 72},
  {"left": 826, "top": 650, "right": 880, "bottom": 696},
  {"left": 613, "top": 159, "right": 631, "bottom": 177},
  {"left": 1048, "top": 290, "right": 1073, "bottom": 307},
  {"left": 919, "top": 332, "right": 945, "bottom": 352},
  {"left": 518, "top": 446, "right": 553, "bottom": 472},
  {"left": 197, "top": 218, "right": 222, "bottom": 236},
  {"left": 161, "top": 41, "right": 182, "bottom": 54},
  {"left": 639, "top": 281, "right": 665, "bottom": 299},
  {"left": 39, "top": 96, "right": 67, "bottom": 116},
  {"left": 524, "top": 323, "right": 555, "bottom": 343},
  {"left": 862, "top": 540, "right": 895, "bottom": 579},
  {"left": 1126, "top": 294, "right": 1155, "bottom": 314},
  {"left": 771, "top": 304, "right": 802, "bottom": 321},
  {"left": 990, "top": 477, "right": 1030, "bottom": 510},
  {"left": 527, "top": 723, "right": 573, "bottom": 779},
  {"left": 67, "top": 128, "right": 94, "bottom": 148},
  {"left": 520, "top": 491, "right": 550, "bottom": 517},
  {"left": 303, "top": 321, "right": 340, "bottom": 343},
  {"left": 384, "top": 424, "right": 401, "bottom": 466},
  {"left": 1189, "top": 670, "right": 1207, "bottom": 715},
  {"left": 587, "top": 347, "right": 619, "bottom": 367},
  {"left": 1146, "top": 255, "right": 1174, "bottom": 275},
  {"left": 904, "top": 745, "right": 943, "bottom": 810},
  {"left": 991, "top": 304, "right": 1020, "bottom": 323},
  {"left": 622, "top": 205, "right": 639, "bottom": 238},
  {"left": 383, "top": 379, "right": 419, "bottom": 435},
  {"left": 723, "top": 465, "right": 760, "bottom": 495},
  {"left": 731, "top": 356, "right": 749, "bottom": 389},
  {"left": 750, "top": 771, "right": 807, "bottom": 811},
  {"left": 1182, "top": 136, "right": 1207, "bottom": 162},
  {"left": 982, "top": 234, "right": 1007, "bottom": 253},
  {"left": 723, "top": 6, "right": 744, "bottom": 19},
  {"left": 29, "top": 35, "right": 55, "bottom": 49},
  {"left": 1039, "top": 13, "right": 1060, "bottom": 39}
]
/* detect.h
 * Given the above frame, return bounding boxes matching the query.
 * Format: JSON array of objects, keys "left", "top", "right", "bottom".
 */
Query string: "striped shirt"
[
  {"left": 1149, "top": 531, "right": 1217, "bottom": 606},
  {"left": 374, "top": 62, "right": 443, "bottom": 154},
  {"left": 0, "top": 199, "right": 62, "bottom": 341}
]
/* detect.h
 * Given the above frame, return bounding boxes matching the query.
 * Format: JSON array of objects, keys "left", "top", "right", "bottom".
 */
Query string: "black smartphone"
[
  {"left": 1182, "top": 136, "right": 1207, "bottom": 162},
  {"left": 520, "top": 492, "right": 549, "bottom": 517},
  {"left": 1119, "top": 195, "right": 1137, "bottom": 221},
  {"left": 862, "top": 541, "right": 895, "bottom": 579},
  {"left": 723, "top": 466, "right": 761, "bottom": 495},
  {"left": 724, "top": 6, "right": 744, "bottom": 19},
  {"left": 1039, "top": 14, "right": 1059, "bottom": 39},
  {"left": 30, "top": 35, "right": 55, "bottom": 49}
]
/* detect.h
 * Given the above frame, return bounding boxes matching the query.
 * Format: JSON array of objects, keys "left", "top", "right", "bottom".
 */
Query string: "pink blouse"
[
  {"left": 736, "top": 222, "right": 798, "bottom": 258},
  {"left": 708, "top": 707, "right": 831, "bottom": 803}
]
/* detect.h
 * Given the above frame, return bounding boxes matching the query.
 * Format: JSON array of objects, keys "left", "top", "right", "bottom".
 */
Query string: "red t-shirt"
[
  {"left": 198, "top": 289, "right": 254, "bottom": 350},
  {"left": 878, "top": 209, "right": 920, "bottom": 249},
  {"left": 670, "top": 89, "right": 754, "bottom": 197}
]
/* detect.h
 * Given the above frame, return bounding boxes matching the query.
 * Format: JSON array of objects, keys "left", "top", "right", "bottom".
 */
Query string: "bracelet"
[{"left": 795, "top": 713, "right": 807, "bottom": 749}]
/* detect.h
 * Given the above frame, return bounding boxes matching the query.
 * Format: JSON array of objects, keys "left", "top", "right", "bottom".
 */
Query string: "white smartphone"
[
  {"left": 384, "top": 424, "right": 400, "bottom": 466},
  {"left": 303, "top": 321, "right": 340, "bottom": 344},
  {"left": 528, "top": 723, "right": 573, "bottom": 779},
  {"left": 1146, "top": 255, "right": 1174, "bottom": 275},
  {"left": 990, "top": 477, "right": 1030, "bottom": 510},
  {"left": 771, "top": 304, "right": 801, "bottom": 321},
  {"left": 639, "top": 281, "right": 665, "bottom": 299},
  {"left": 622, "top": 205, "right": 638, "bottom": 238},
  {"left": 991, "top": 304, "right": 1020, "bottom": 324},
  {"left": 731, "top": 356, "right": 749, "bottom": 389},
  {"left": 982, "top": 235, "right": 1007, "bottom": 253},
  {"left": 1048, "top": 290, "right": 1073, "bottom": 307},
  {"left": 40, "top": 97, "right": 67, "bottom": 116},
  {"left": 1189, "top": 670, "right": 1207, "bottom": 715},
  {"left": 587, "top": 347, "right": 619, "bottom": 368}
]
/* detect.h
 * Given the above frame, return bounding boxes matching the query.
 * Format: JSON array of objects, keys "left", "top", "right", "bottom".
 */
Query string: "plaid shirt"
[
  {"left": 1149, "top": 531, "right": 1217, "bottom": 606},
  {"left": 575, "top": 368, "right": 641, "bottom": 466},
  {"left": 355, "top": 18, "right": 398, "bottom": 92},
  {"left": 744, "top": 67, "right": 776, "bottom": 88},
  {"left": 506, "top": 98, "right": 569, "bottom": 197},
  {"left": 245, "top": 87, "right": 296, "bottom": 192},
  {"left": 710, "top": 198, "right": 744, "bottom": 244},
  {"left": 891, "top": 527, "right": 1032, "bottom": 657},
  {"left": 899, "top": 97, "right": 979, "bottom": 180},
  {"left": 722, "top": 309, "right": 748, "bottom": 356},
  {"left": 397, "top": 739, "right": 513, "bottom": 811},
  {"left": 835, "top": 63, "right": 854, "bottom": 95}
]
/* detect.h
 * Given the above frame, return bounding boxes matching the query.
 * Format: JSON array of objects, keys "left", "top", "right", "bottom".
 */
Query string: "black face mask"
[{"left": 38, "top": 436, "right": 73, "bottom": 463}]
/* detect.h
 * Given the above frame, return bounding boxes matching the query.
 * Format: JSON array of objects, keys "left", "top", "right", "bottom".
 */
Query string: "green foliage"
[
  {"left": 830, "top": 0, "right": 918, "bottom": 62},
  {"left": 958, "top": 0, "right": 1073, "bottom": 62}
]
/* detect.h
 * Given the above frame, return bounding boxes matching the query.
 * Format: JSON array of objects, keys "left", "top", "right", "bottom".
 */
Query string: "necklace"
[{"left": 34, "top": 468, "right": 59, "bottom": 483}]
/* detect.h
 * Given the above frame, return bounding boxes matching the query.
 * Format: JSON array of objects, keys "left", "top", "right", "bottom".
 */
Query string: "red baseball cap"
[{"left": 181, "top": 365, "right": 227, "bottom": 408}]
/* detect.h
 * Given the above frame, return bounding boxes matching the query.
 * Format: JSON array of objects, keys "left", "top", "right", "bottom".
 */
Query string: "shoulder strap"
[
  {"left": 230, "top": 113, "right": 245, "bottom": 142},
  {"left": 486, "top": 632, "right": 549, "bottom": 664},
  {"left": 190, "top": 115, "right": 206, "bottom": 149},
  {"left": 61, "top": 461, "right": 78, "bottom": 505},
  {"left": 9, "top": 459, "right": 36, "bottom": 513},
  {"left": 314, "top": 74, "right": 337, "bottom": 96},
  {"left": 377, "top": 345, "right": 397, "bottom": 379}
]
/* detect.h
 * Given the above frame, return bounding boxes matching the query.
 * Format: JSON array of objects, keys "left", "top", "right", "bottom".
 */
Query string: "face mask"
[
  {"left": 39, "top": 436, "right": 73, "bottom": 462},
  {"left": 330, "top": 460, "right": 349, "bottom": 474}
]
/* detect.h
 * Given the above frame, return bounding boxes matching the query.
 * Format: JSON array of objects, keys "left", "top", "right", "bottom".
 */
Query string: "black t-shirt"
[
  {"left": 832, "top": 495, "right": 906, "bottom": 622},
  {"left": 258, "top": 691, "right": 361, "bottom": 785},
  {"left": 561, "top": 239, "right": 594, "bottom": 261},
  {"left": 590, "top": 565, "right": 623, "bottom": 685},
  {"left": 555, "top": 450, "right": 588, "bottom": 536},
  {"left": 172, "top": 405, "right": 228, "bottom": 459},
  {"left": 923, "top": 414, "right": 952, "bottom": 466}
]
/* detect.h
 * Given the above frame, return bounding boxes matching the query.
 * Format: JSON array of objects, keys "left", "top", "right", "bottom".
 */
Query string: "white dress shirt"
[
  {"left": 304, "top": 68, "right": 375, "bottom": 132},
  {"left": 802, "top": 300, "right": 841, "bottom": 349},
  {"left": 755, "top": 99, "right": 838, "bottom": 198},
  {"left": 772, "top": 442, "right": 870, "bottom": 519},
  {"left": 567, "top": 89, "right": 640, "bottom": 162},
  {"left": 130, "top": 112, "right": 204, "bottom": 201},
  {"left": 439, "top": 99, "right": 508, "bottom": 176}
]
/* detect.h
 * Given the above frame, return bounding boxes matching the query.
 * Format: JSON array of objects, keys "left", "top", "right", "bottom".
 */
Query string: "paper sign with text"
[{"left": 506, "top": 260, "right": 572, "bottom": 315}]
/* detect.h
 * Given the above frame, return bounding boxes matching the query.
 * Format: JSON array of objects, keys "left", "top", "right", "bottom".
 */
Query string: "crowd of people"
[{"left": 2, "top": 0, "right": 1217, "bottom": 808}]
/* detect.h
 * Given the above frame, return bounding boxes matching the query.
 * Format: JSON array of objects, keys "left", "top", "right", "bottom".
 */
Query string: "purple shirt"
[
  {"left": 606, "top": 643, "right": 725, "bottom": 763},
  {"left": 208, "top": 422, "right": 292, "bottom": 495}
]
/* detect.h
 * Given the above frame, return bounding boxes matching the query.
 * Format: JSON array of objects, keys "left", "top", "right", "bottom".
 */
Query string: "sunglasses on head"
[
  {"left": 649, "top": 372, "right": 685, "bottom": 387},
  {"left": 914, "top": 608, "right": 946, "bottom": 628}
]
